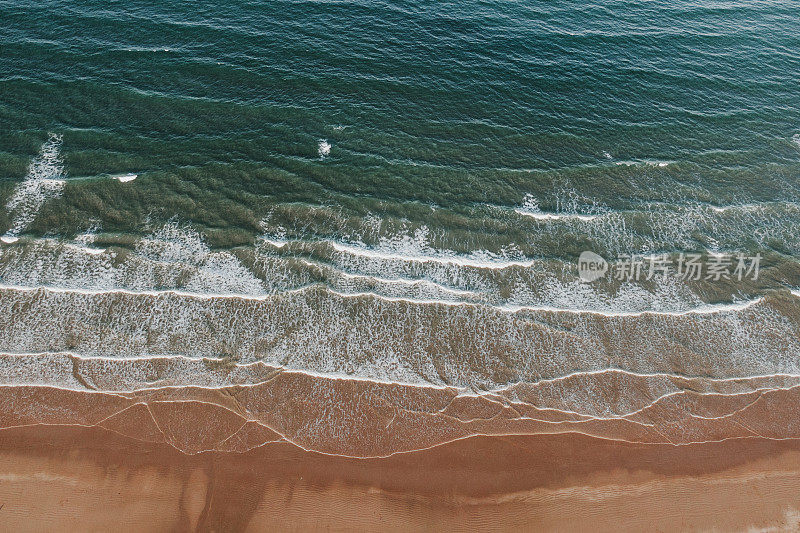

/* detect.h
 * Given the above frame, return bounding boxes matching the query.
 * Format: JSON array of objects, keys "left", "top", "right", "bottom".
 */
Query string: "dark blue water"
[{"left": 0, "top": 0, "right": 799, "bottom": 312}]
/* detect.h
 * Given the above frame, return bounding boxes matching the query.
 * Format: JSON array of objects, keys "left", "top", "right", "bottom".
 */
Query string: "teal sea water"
[
  {"left": 2, "top": 0, "right": 799, "bottom": 242},
  {"left": 1, "top": 1, "right": 800, "bottom": 398}
]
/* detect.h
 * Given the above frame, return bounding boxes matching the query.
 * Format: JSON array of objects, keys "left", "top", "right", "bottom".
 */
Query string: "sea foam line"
[
  {"left": 514, "top": 208, "right": 599, "bottom": 221},
  {"left": 0, "top": 351, "right": 460, "bottom": 392},
  {"left": 4, "top": 351, "right": 800, "bottom": 396},
  {"left": 327, "top": 240, "right": 538, "bottom": 268},
  {"left": 486, "top": 367, "right": 800, "bottom": 393},
  {"left": 0, "top": 284, "right": 780, "bottom": 317},
  {"left": 499, "top": 298, "right": 765, "bottom": 317},
  {"left": 6, "top": 352, "right": 800, "bottom": 439},
  {"left": 0, "top": 283, "right": 779, "bottom": 318},
  {"left": 295, "top": 257, "right": 481, "bottom": 297}
]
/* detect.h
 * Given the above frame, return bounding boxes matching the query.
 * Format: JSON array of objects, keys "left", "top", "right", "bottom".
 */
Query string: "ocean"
[{"left": 1, "top": 0, "right": 800, "bottom": 457}]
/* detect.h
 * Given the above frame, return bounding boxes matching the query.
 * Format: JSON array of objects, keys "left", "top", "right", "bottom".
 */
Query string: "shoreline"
[{"left": 2, "top": 424, "right": 800, "bottom": 531}]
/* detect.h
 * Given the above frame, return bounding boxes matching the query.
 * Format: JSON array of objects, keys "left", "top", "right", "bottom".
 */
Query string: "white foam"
[
  {"left": 325, "top": 225, "right": 537, "bottom": 269},
  {"left": 0, "top": 282, "right": 275, "bottom": 301},
  {"left": 0, "top": 224, "right": 774, "bottom": 316},
  {"left": 2, "top": 275, "right": 798, "bottom": 392},
  {"left": 0, "top": 281, "right": 486, "bottom": 310},
  {"left": 490, "top": 367, "right": 800, "bottom": 391},
  {"left": 290, "top": 255, "right": 481, "bottom": 299},
  {"left": 0, "top": 236, "right": 19, "bottom": 244},
  {"left": 133, "top": 221, "right": 265, "bottom": 294},
  {"left": 514, "top": 208, "right": 599, "bottom": 221},
  {"left": 4, "top": 352, "right": 800, "bottom": 411},
  {"left": 615, "top": 159, "right": 671, "bottom": 167},
  {"left": 318, "top": 139, "right": 331, "bottom": 159},
  {"left": 75, "top": 245, "right": 106, "bottom": 255},
  {"left": 0, "top": 351, "right": 461, "bottom": 393},
  {"left": 337, "top": 268, "right": 477, "bottom": 296},
  {"left": 501, "top": 298, "right": 763, "bottom": 317},
  {"left": 0, "top": 221, "right": 269, "bottom": 297},
  {"left": 0, "top": 281, "right": 770, "bottom": 319},
  {"left": 708, "top": 203, "right": 771, "bottom": 213},
  {"left": 114, "top": 173, "right": 137, "bottom": 183},
  {"left": 261, "top": 237, "right": 288, "bottom": 248},
  {"left": 327, "top": 240, "right": 536, "bottom": 268},
  {"left": 515, "top": 192, "right": 602, "bottom": 222},
  {"left": 71, "top": 225, "right": 105, "bottom": 254},
  {"left": 258, "top": 220, "right": 720, "bottom": 314},
  {"left": 3, "top": 134, "right": 66, "bottom": 239}
]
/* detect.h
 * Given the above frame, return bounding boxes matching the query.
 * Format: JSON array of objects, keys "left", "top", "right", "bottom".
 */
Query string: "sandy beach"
[
  {"left": 3, "top": 376, "right": 800, "bottom": 532},
  {"left": 2, "top": 423, "right": 800, "bottom": 532}
]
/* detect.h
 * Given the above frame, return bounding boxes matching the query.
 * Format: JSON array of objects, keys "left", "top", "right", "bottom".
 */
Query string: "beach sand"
[{"left": 2, "top": 422, "right": 800, "bottom": 532}]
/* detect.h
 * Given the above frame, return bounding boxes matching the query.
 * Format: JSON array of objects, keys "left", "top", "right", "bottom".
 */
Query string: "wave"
[
  {"left": 505, "top": 197, "right": 800, "bottom": 256},
  {"left": 0, "top": 282, "right": 771, "bottom": 317},
  {"left": 318, "top": 139, "right": 331, "bottom": 159},
  {"left": 0, "top": 235, "right": 775, "bottom": 315},
  {"left": 1, "top": 218, "right": 795, "bottom": 315},
  {"left": 0, "top": 283, "right": 798, "bottom": 390},
  {"left": 614, "top": 159, "right": 672, "bottom": 168},
  {"left": 500, "top": 298, "right": 764, "bottom": 317},
  {"left": 514, "top": 209, "right": 599, "bottom": 221},
  {"left": 257, "top": 195, "right": 800, "bottom": 272},
  {"left": 5, "top": 350, "right": 800, "bottom": 400},
  {"left": 513, "top": 191, "right": 604, "bottom": 221},
  {"left": 2, "top": 133, "right": 66, "bottom": 241},
  {"left": 326, "top": 227, "right": 537, "bottom": 269}
]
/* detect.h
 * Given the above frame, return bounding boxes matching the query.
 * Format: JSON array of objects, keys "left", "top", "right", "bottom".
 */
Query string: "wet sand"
[
  {"left": 4, "top": 357, "right": 800, "bottom": 531},
  {"left": 2, "top": 423, "right": 800, "bottom": 532}
]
